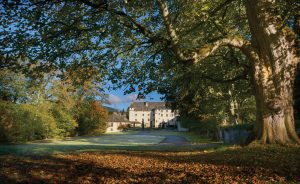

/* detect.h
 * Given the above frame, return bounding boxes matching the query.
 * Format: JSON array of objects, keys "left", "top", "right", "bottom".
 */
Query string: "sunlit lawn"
[
  {"left": 0, "top": 130, "right": 223, "bottom": 155},
  {"left": 104, "top": 130, "right": 140, "bottom": 135},
  {"left": 0, "top": 134, "right": 165, "bottom": 155}
]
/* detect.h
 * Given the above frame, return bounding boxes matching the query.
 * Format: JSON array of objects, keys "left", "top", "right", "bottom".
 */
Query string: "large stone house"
[{"left": 128, "top": 102, "right": 179, "bottom": 128}]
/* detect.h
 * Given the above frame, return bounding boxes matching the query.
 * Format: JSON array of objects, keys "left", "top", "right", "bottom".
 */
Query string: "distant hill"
[{"left": 103, "top": 106, "right": 119, "bottom": 113}]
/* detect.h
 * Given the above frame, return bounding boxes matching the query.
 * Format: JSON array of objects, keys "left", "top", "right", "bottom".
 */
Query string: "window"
[
  {"left": 161, "top": 114, "right": 163, "bottom": 117},
  {"left": 135, "top": 119, "right": 137, "bottom": 121},
  {"left": 142, "top": 114, "right": 144, "bottom": 116},
  {"left": 148, "top": 118, "right": 150, "bottom": 121},
  {"left": 135, "top": 114, "right": 137, "bottom": 116},
  {"left": 111, "top": 128, "right": 113, "bottom": 131},
  {"left": 166, "top": 114, "right": 168, "bottom": 117}
]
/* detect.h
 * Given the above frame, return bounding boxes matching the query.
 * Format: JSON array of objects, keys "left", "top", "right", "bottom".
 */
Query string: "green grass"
[
  {"left": 104, "top": 130, "right": 140, "bottom": 135},
  {"left": 147, "top": 129, "right": 215, "bottom": 144},
  {"left": 0, "top": 130, "right": 222, "bottom": 155},
  {"left": 0, "top": 143, "right": 224, "bottom": 156},
  {"left": 0, "top": 134, "right": 165, "bottom": 155}
]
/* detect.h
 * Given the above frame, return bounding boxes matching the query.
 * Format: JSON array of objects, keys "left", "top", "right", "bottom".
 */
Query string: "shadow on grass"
[{"left": 0, "top": 142, "right": 223, "bottom": 155}]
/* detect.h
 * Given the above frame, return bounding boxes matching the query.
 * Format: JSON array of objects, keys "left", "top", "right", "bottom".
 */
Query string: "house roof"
[
  {"left": 108, "top": 112, "right": 129, "bottom": 122},
  {"left": 129, "top": 102, "right": 169, "bottom": 111}
]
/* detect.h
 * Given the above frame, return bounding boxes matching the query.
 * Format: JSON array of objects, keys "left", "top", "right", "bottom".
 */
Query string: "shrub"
[
  {"left": 77, "top": 101, "right": 108, "bottom": 135},
  {"left": 180, "top": 116, "right": 218, "bottom": 132},
  {"left": 0, "top": 101, "right": 58, "bottom": 143},
  {"left": 117, "top": 124, "right": 129, "bottom": 131}
]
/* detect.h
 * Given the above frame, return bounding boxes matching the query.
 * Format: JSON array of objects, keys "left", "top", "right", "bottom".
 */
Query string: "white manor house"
[{"left": 128, "top": 102, "right": 179, "bottom": 128}]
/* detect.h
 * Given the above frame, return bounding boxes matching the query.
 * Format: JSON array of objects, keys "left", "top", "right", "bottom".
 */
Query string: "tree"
[
  {"left": 156, "top": 0, "right": 300, "bottom": 144},
  {"left": 1, "top": 0, "right": 299, "bottom": 144},
  {"left": 0, "top": 69, "right": 28, "bottom": 103},
  {"left": 77, "top": 100, "right": 108, "bottom": 135},
  {"left": 158, "top": 48, "right": 255, "bottom": 125}
]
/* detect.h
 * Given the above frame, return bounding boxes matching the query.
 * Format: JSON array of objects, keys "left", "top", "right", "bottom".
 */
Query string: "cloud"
[
  {"left": 108, "top": 94, "right": 140, "bottom": 104},
  {"left": 108, "top": 94, "right": 122, "bottom": 104},
  {"left": 126, "top": 94, "right": 138, "bottom": 102}
]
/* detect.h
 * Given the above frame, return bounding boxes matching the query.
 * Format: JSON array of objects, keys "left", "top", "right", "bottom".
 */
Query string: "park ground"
[{"left": 0, "top": 129, "right": 300, "bottom": 183}]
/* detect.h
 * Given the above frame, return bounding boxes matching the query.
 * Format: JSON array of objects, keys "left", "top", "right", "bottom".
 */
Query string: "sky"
[{"left": 103, "top": 88, "right": 163, "bottom": 111}]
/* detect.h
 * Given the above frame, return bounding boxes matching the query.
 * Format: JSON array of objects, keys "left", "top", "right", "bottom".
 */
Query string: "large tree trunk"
[{"left": 245, "top": 0, "right": 300, "bottom": 144}]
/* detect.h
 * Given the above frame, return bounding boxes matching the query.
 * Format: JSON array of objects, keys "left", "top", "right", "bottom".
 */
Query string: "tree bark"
[{"left": 245, "top": 0, "right": 300, "bottom": 144}]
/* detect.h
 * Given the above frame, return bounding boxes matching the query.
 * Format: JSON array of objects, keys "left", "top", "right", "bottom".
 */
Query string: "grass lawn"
[
  {"left": 0, "top": 145, "right": 299, "bottom": 183},
  {"left": 147, "top": 129, "right": 216, "bottom": 144},
  {"left": 104, "top": 130, "right": 140, "bottom": 135},
  {"left": 0, "top": 130, "right": 224, "bottom": 155},
  {"left": 0, "top": 134, "right": 165, "bottom": 155}
]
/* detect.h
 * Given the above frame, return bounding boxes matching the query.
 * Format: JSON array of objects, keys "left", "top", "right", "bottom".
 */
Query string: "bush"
[
  {"left": 117, "top": 124, "right": 129, "bottom": 131},
  {"left": 0, "top": 101, "right": 58, "bottom": 143},
  {"left": 180, "top": 116, "right": 218, "bottom": 133},
  {"left": 77, "top": 101, "right": 108, "bottom": 135}
]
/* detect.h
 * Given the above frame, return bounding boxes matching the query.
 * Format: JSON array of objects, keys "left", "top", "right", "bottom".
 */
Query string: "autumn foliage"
[{"left": 77, "top": 101, "right": 108, "bottom": 135}]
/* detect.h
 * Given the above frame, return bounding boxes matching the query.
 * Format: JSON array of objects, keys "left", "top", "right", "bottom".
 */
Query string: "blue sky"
[{"left": 103, "top": 88, "right": 163, "bottom": 111}]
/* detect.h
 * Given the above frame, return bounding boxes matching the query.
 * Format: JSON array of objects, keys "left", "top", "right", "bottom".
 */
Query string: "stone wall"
[{"left": 222, "top": 128, "right": 252, "bottom": 145}]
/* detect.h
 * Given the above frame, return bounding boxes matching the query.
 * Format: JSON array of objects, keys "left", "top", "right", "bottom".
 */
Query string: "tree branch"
[
  {"left": 158, "top": 0, "right": 190, "bottom": 61},
  {"left": 157, "top": 0, "right": 258, "bottom": 64},
  {"left": 76, "top": 0, "right": 167, "bottom": 45},
  {"left": 192, "top": 37, "right": 258, "bottom": 63},
  {"left": 75, "top": 0, "right": 107, "bottom": 9},
  {"left": 184, "top": 0, "right": 235, "bottom": 36},
  {"left": 157, "top": 0, "right": 179, "bottom": 45}
]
